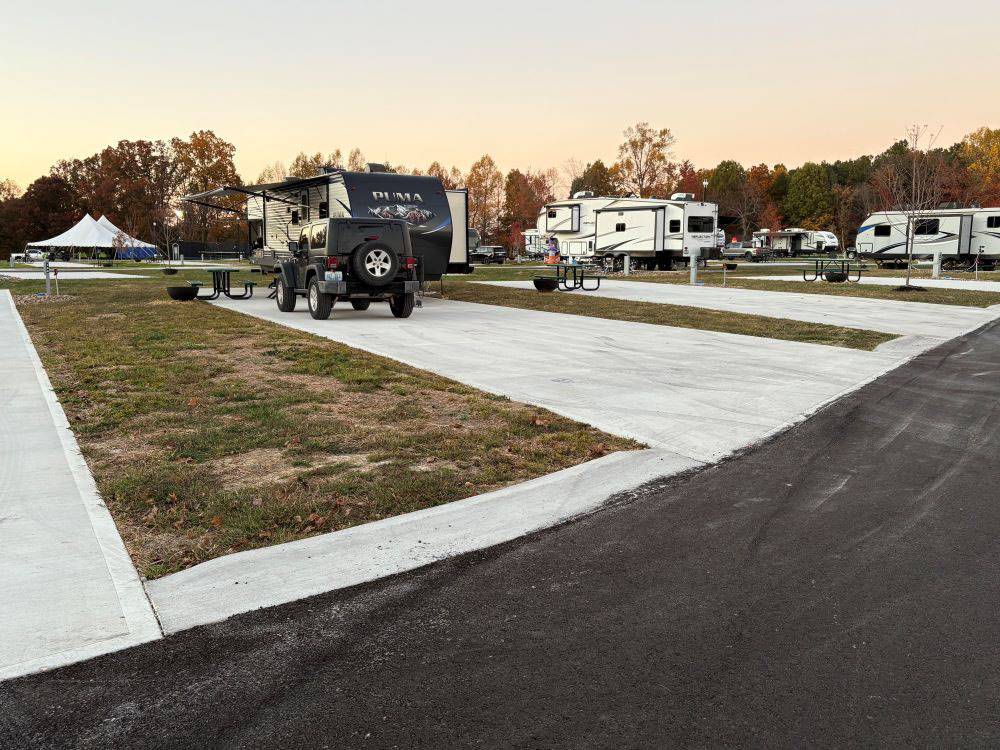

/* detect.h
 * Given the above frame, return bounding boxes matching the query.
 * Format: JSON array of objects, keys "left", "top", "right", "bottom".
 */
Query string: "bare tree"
[
  {"left": 871, "top": 124, "right": 947, "bottom": 287},
  {"left": 731, "top": 178, "right": 765, "bottom": 241}
]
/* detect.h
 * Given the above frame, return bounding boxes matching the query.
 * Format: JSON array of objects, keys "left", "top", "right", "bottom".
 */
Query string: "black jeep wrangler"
[{"left": 274, "top": 217, "right": 421, "bottom": 320}]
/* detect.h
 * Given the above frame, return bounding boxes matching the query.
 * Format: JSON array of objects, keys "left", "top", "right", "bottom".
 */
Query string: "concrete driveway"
[
  {"left": 213, "top": 295, "right": 920, "bottom": 462},
  {"left": 478, "top": 279, "right": 1000, "bottom": 344}
]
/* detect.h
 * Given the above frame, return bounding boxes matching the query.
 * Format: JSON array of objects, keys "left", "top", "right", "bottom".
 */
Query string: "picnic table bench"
[
  {"left": 533, "top": 263, "right": 604, "bottom": 292},
  {"left": 193, "top": 268, "right": 256, "bottom": 300},
  {"left": 803, "top": 258, "right": 869, "bottom": 283}
]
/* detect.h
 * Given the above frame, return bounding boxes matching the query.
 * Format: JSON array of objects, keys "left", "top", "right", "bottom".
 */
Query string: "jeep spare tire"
[{"left": 352, "top": 242, "right": 399, "bottom": 287}]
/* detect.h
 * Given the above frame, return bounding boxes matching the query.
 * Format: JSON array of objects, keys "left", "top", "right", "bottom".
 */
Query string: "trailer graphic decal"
[{"left": 368, "top": 204, "right": 436, "bottom": 226}]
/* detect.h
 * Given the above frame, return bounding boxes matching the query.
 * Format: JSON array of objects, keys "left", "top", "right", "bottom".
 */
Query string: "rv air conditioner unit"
[
  {"left": 365, "top": 163, "right": 389, "bottom": 173},
  {"left": 572, "top": 191, "right": 595, "bottom": 199},
  {"left": 670, "top": 192, "right": 695, "bottom": 201}
]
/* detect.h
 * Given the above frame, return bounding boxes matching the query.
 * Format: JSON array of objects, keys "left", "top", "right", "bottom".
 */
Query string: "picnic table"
[
  {"left": 533, "top": 263, "right": 604, "bottom": 292},
  {"left": 193, "top": 268, "right": 256, "bottom": 300},
  {"left": 803, "top": 258, "right": 868, "bottom": 283}
]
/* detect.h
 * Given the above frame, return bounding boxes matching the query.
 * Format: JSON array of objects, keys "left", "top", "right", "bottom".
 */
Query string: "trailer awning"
[{"left": 181, "top": 177, "right": 327, "bottom": 212}]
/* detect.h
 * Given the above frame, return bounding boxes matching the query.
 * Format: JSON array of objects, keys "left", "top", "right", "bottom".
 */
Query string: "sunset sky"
[{"left": 2, "top": 0, "right": 998, "bottom": 189}]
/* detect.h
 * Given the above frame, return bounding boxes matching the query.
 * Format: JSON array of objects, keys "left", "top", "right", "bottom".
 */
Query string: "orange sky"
[{"left": 2, "top": 0, "right": 998, "bottom": 189}]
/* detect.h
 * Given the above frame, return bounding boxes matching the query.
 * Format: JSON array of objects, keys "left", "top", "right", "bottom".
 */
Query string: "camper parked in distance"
[
  {"left": 593, "top": 193, "right": 718, "bottom": 269},
  {"left": 768, "top": 228, "right": 839, "bottom": 257},
  {"left": 856, "top": 208, "right": 1000, "bottom": 268},
  {"left": 529, "top": 192, "right": 619, "bottom": 263},
  {"left": 526, "top": 192, "right": 718, "bottom": 270}
]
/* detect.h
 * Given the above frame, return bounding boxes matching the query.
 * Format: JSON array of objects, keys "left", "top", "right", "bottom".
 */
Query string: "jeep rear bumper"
[{"left": 315, "top": 279, "right": 420, "bottom": 296}]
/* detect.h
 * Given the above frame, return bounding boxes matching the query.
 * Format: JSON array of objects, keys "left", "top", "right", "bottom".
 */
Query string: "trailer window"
[
  {"left": 616, "top": 222, "right": 626, "bottom": 232},
  {"left": 669, "top": 219, "right": 681, "bottom": 233},
  {"left": 988, "top": 216, "right": 1000, "bottom": 228},
  {"left": 687, "top": 216, "right": 714, "bottom": 233},
  {"left": 547, "top": 210, "right": 557, "bottom": 218},
  {"left": 914, "top": 219, "right": 939, "bottom": 235},
  {"left": 311, "top": 223, "right": 327, "bottom": 250},
  {"left": 874, "top": 225, "right": 891, "bottom": 237},
  {"left": 300, "top": 193, "right": 310, "bottom": 222}
]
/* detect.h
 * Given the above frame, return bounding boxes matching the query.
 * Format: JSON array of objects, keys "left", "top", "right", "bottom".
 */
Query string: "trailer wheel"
[
  {"left": 389, "top": 292, "right": 415, "bottom": 318},
  {"left": 276, "top": 277, "right": 296, "bottom": 312},
  {"left": 351, "top": 299, "right": 371, "bottom": 311},
  {"left": 352, "top": 242, "right": 399, "bottom": 287},
  {"left": 846, "top": 249, "right": 858, "bottom": 259},
  {"left": 307, "top": 277, "right": 334, "bottom": 320}
]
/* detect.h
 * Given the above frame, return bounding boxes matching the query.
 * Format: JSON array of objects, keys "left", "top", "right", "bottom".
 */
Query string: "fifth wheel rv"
[
  {"left": 594, "top": 194, "right": 718, "bottom": 269},
  {"left": 855, "top": 208, "right": 1000, "bottom": 268}
]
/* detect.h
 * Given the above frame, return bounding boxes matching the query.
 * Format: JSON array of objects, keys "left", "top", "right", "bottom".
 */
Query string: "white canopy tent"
[{"left": 27, "top": 214, "right": 159, "bottom": 259}]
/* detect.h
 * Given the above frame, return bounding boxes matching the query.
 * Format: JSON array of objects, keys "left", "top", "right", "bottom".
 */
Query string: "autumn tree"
[
  {"left": 466, "top": 155, "right": 504, "bottom": 244},
  {"left": 9, "top": 176, "right": 79, "bottom": 253},
  {"left": 172, "top": 130, "right": 242, "bottom": 243},
  {"left": 255, "top": 161, "right": 288, "bottom": 184},
  {"left": 612, "top": 122, "right": 677, "bottom": 197},
  {"left": 960, "top": 126, "right": 1000, "bottom": 204},
  {"left": 347, "top": 148, "right": 367, "bottom": 172},
  {"left": 502, "top": 168, "right": 557, "bottom": 253},
  {"left": 569, "top": 160, "right": 616, "bottom": 197},
  {"left": 427, "top": 162, "right": 463, "bottom": 189},
  {"left": 674, "top": 160, "right": 704, "bottom": 197},
  {"left": 0, "top": 179, "right": 19, "bottom": 202}
]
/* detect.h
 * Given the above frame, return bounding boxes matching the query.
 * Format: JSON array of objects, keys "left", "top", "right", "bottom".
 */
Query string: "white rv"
[
  {"left": 768, "top": 228, "right": 839, "bottom": 256},
  {"left": 593, "top": 194, "right": 718, "bottom": 269},
  {"left": 855, "top": 208, "right": 1000, "bottom": 268},
  {"left": 529, "top": 192, "right": 620, "bottom": 262}
]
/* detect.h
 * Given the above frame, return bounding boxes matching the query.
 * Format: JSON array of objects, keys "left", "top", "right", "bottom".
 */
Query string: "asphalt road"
[{"left": 3, "top": 320, "right": 1000, "bottom": 749}]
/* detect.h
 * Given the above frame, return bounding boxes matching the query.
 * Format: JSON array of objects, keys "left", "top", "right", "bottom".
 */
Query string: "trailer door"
[
  {"left": 446, "top": 190, "right": 469, "bottom": 267},
  {"left": 654, "top": 208, "right": 665, "bottom": 252},
  {"left": 958, "top": 214, "right": 974, "bottom": 256}
]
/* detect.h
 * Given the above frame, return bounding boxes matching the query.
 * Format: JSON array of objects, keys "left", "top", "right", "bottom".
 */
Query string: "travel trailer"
[
  {"left": 529, "top": 192, "right": 620, "bottom": 262},
  {"left": 593, "top": 194, "right": 718, "bottom": 269},
  {"left": 184, "top": 165, "right": 471, "bottom": 280},
  {"left": 855, "top": 208, "right": 1000, "bottom": 268},
  {"left": 768, "top": 228, "right": 839, "bottom": 256}
]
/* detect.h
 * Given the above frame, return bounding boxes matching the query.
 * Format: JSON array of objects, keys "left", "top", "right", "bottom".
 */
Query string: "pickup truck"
[
  {"left": 275, "top": 217, "right": 421, "bottom": 320},
  {"left": 721, "top": 242, "right": 769, "bottom": 262}
]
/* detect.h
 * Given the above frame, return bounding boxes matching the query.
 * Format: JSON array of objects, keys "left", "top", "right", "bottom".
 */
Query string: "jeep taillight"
[
  {"left": 402, "top": 257, "right": 418, "bottom": 270},
  {"left": 325, "top": 257, "right": 340, "bottom": 270}
]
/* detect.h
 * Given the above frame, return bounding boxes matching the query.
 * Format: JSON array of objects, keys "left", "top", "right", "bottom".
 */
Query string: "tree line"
[{"left": 3, "top": 123, "right": 999, "bottom": 259}]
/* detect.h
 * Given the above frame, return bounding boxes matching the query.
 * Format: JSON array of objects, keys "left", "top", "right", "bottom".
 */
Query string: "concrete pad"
[
  {"left": 0, "top": 271, "right": 147, "bottom": 280},
  {"left": 0, "top": 292, "right": 161, "bottom": 681},
  {"left": 747, "top": 274, "right": 1000, "bottom": 293},
  {"left": 211, "top": 296, "right": 914, "bottom": 461},
  {"left": 140, "top": 294, "right": 936, "bottom": 636},
  {"left": 146, "top": 448, "right": 697, "bottom": 634},
  {"left": 478, "top": 280, "right": 1000, "bottom": 343}
]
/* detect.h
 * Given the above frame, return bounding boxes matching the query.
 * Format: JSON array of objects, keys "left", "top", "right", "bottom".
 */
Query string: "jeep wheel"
[
  {"left": 276, "top": 277, "right": 296, "bottom": 312},
  {"left": 351, "top": 299, "right": 371, "bottom": 311},
  {"left": 352, "top": 242, "right": 399, "bottom": 287},
  {"left": 307, "top": 277, "right": 333, "bottom": 320},
  {"left": 389, "top": 292, "right": 415, "bottom": 319}
]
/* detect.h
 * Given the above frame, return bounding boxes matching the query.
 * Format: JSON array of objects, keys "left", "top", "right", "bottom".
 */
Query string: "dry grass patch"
[{"left": 9, "top": 274, "right": 639, "bottom": 578}]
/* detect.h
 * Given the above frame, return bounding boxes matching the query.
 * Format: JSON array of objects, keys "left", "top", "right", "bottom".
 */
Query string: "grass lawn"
[
  {"left": 441, "top": 278, "right": 894, "bottom": 351},
  {"left": 2, "top": 270, "right": 639, "bottom": 579},
  {"left": 462, "top": 263, "right": 1000, "bottom": 309}
]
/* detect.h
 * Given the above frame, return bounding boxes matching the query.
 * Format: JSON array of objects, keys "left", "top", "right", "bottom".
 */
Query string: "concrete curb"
[
  {"left": 0, "top": 292, "right": 161, "bottom": 682},
  {"left": 146, "top": 448, "right": 701, "bottom": 634}
]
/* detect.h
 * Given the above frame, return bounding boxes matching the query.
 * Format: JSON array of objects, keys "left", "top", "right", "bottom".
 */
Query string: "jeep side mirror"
[{"left": 287, "top": 241, "right": 299, "bottom": 253}]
